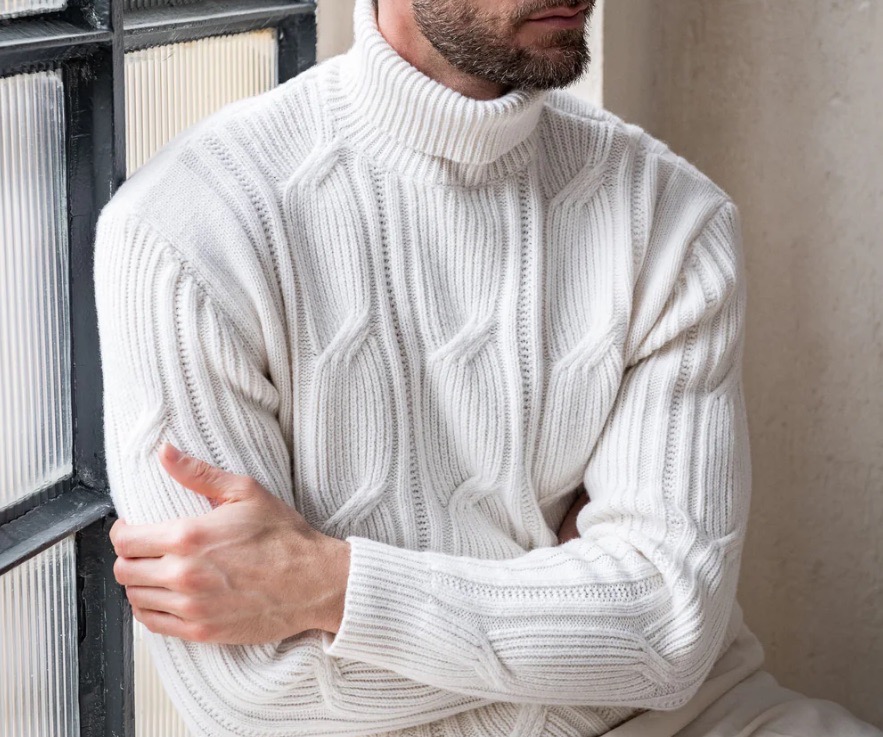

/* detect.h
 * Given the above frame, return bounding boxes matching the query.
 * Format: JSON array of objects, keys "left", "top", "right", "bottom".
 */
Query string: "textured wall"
[
  {"left": 605, "top": 0, "right": 883, "bottom": 727},
  {"left": 317, "top": 0, "right": 354, "bottom": 61}
]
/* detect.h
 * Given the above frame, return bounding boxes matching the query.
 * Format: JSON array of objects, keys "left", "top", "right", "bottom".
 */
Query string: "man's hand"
[
  {"left": 110, "top": 442, "right": 351, "bottom": 644},
  {"left": 556, "top": 488, "right": 590, "bottom": 545}
]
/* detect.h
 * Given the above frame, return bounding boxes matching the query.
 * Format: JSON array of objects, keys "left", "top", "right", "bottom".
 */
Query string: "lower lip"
[{"left": 525, "top": 10, "right": 586, "bottom": 29}]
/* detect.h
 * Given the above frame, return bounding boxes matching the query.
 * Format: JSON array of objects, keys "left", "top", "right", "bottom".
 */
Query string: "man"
[{"left": 94, "top": 0, "right": 881, "bottom": 735}]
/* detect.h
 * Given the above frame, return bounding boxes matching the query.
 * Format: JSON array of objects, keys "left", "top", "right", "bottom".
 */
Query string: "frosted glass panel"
[
  {"left": 124, "top": 29, "right": 278, "bottom": 175},
  {"left": 135, "top": 620, "right": 192, "bottom": 737},
  {"left": 0, "top": 537, "right": 79, "bottom": 737},
  {"left": 0, "top": 69, "right": 72, "bottom": 511},
  {"left": 0, "top": 0, "right": 66, "bottom": 19}
]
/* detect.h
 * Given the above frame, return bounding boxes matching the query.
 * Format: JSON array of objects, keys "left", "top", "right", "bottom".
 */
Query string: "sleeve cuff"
[{"left": 320, "top": 535, "right": 437, "bottom": 660}]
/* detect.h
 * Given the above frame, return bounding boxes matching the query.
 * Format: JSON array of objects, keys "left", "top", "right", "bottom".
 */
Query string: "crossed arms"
[{"left": 95, "top": 195, "right": 749, "bottom": 736}]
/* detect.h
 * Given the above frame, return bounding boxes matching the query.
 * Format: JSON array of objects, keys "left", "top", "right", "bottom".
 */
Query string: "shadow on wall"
[{"left": 604, "top": 0, "right": 883, "bottom": 728}]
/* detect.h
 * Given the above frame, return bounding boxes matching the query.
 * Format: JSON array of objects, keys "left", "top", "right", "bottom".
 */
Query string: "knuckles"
[
  {"left": 170, "top": 520, "right": 201, "bottom": 555},
  {"left": 180, "top": 597, "right": 209, "bottom": 621},
  {"left": 171, "top": 560, "right": 203, "bottom": 593}
]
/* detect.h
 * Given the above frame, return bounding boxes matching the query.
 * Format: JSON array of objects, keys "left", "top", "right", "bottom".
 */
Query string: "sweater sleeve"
[
  {"left": 94, "top": 207, "right": 498, "bottom": 737},
  {"left": 320, "top": 199, "right": 751, "bottom": 712}
]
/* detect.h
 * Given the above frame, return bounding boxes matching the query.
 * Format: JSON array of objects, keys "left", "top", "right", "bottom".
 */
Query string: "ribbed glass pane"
[
  {"left": 0, "top": 0, "right": 66, "bottom": 19},
  {"left": 0, "top": 69, "right": 72, "bottom": 511},
  {"left": 124, "top": 29, "right": 278, "bottom": 175},
  {"left": 135, "top": 620, "right": 191, "bottom": 737},
  {"left": 0, "top": 536, "right": 79, "bottom": 737}
]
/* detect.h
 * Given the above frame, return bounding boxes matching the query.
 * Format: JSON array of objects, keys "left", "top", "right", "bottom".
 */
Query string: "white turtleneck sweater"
[{"left": 94, "top": 0, "right": 766, "bottom": 735}]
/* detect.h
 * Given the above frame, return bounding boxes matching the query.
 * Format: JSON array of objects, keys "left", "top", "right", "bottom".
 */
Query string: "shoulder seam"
[
  {"left": 98, "top": 204, "right": 267, "bottom": 366},
  {"left": 543, "top": 96, "right": 732, "bottom": 202}
]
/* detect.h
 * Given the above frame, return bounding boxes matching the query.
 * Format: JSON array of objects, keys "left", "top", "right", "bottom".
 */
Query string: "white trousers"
[{"left": 607, "top": 620, "right": 882, "bottom": 737}]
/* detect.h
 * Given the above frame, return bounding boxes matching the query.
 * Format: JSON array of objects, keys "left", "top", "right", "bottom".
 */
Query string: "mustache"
[{"left": 516, "top": 0, "right": 595, "bottom": 24}]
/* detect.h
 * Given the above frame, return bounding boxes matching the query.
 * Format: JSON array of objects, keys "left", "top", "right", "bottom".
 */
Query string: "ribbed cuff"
[{"left": 320, "top": 535, "right": 439, "bottom": 662}]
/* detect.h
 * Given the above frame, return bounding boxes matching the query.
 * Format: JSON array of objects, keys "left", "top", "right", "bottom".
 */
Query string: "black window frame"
[{"left": 0, "top": 2, "right": 316, "bottom": 733}]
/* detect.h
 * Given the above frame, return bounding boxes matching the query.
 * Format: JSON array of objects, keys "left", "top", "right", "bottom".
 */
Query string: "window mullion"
[
  {"left": 66, "top": 0, "right": 124, "bottom": 496},
  {"left": 0, "top": 3, "right": 317, "bottom": 735},
  {"left": 77, "top": 513, "right": 135, "bottom": 737},
  {"left": 0, "top": 486, "right": 112, "bottom": 575}
]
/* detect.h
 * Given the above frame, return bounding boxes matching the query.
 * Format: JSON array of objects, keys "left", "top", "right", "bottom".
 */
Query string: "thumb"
[{"left": 158, "top": 442, "right": 241, "bottom": 505}]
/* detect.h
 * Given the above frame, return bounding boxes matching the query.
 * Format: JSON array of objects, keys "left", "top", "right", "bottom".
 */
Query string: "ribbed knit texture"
[{"left": 93, "top": 0, "right": 759, "bottom": 735}]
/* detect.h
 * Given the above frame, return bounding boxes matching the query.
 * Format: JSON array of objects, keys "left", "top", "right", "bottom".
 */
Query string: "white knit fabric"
[{"left": 94, "top": 0, "right": 760, "bottom": 735}]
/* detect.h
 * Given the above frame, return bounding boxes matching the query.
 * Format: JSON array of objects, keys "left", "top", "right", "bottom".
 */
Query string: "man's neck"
[{"left": 375, "top": 2, "right": 507, "bottom": 101}]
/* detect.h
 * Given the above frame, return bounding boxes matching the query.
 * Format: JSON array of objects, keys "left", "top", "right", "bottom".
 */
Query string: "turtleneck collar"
[{"left": 336, "top": 0, "right": 550, "bottom": 166}]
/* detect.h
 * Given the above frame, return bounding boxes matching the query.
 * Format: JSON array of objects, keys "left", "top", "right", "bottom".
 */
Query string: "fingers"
[
  {"left": 125, "top": 585, "right": 193, "bottom": 619},
  {"left": 114, "top": 547, "right": 213, "bottom": 595},
  {"left": 157, "top": 442, "right": 241, "bottom": 503},
  {"left": 113, "top": 555, "right": 174, "bottom": 588},
  {"left": 113, "top": 554, "right": 207, "bottom": 594},
  {"left": 110, "top": 517, "right": 196, "bottom": 558},
  {"left": 131, "top": 606, "right": 213, "bottom": 642}
]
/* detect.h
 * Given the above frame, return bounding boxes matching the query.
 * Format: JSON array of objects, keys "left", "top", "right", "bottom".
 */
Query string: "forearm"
[
  {"left": 318, "top": 200, "right": 750, "bottom": 710},
  {"left": 95, "top": 206, "right": 500, "bottom": 736}
]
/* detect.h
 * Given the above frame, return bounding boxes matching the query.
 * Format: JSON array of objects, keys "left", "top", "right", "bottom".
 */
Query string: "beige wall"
[
  {"left": 317, "top": 0, "right": 883, "bottom": 728},
  {"left": 317, "top": 0, "right": 355, "bottom": 61},
  {"left": 605, "top": 0, "right": 883, "bottom": 727}
]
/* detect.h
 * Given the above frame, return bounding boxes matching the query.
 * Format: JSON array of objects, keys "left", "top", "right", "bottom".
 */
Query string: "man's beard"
[{"left": 412, "top": 0, "right": 594, "bottom": 91}]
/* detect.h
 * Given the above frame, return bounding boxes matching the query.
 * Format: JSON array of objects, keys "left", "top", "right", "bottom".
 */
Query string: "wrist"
[{"left": 314, "top": 536, "right": 351, "bottom": 634}]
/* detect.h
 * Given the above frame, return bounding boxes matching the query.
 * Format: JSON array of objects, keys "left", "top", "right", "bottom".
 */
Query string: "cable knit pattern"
[{"left": 93, "top": 0, "right": 762, "bottom": 735}]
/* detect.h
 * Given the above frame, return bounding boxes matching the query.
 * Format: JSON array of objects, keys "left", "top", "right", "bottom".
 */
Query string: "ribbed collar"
[{"left": 336, "top": 0, "right": 550, "bottom": 166}]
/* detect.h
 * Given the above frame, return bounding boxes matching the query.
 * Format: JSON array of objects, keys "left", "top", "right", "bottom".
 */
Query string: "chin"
[{"left": 518, "top": 23, "right": 585, "bottom": 43}]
